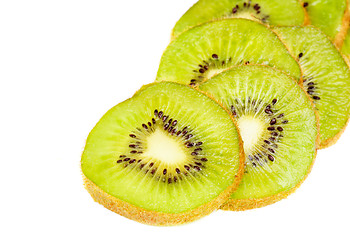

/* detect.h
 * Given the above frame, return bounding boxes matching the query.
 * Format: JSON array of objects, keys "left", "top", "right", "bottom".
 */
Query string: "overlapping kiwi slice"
[
  {"left": 172, "top": 0, "right": 306, "bottom": 39},
  {"left": 274, "top": 26, "right": 350, "bottom": 148},
  {"left": 199, "top": 65, "right": 318, "bottom": 210},
  {"left": 81, "top": 82, "right": 244, "bottom": 226},
  {"left": 157, "top": 18, "right": 301, "bottom": 86},
  {"left": 302, "top": 0, "right": 350, "bottom": 46}
]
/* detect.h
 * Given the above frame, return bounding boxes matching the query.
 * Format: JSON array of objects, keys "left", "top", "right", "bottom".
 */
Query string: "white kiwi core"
[
  {"left": 237, "top": 115, "right": 265, "bottom": 153},
  {"left": 143, "top": 128, "right": 187, "bottom": 165}
]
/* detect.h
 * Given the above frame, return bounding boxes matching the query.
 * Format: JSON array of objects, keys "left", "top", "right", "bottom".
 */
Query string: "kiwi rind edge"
[{"left": 82, "top": 82, "right": 246, "bottom": 226}]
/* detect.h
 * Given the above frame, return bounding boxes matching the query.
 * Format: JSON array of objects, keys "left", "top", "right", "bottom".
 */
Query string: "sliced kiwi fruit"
[
  {"left": 81, "top": 81, "right": 244, "bottom": 226},
  {"left": 198, "top": 65, "right": 318, "bottom": 211},
  {"left": 302, "top": 0, "right": 350, "bottom": 46},
  {"left": 157, "top": 18, "right": 301, "bottom": 87},
  {"left": 273, "top": 26, "right": 350, "bottom": 148},
  {"left": 172, "top": 0, "right": 306, "bottom": 39}
]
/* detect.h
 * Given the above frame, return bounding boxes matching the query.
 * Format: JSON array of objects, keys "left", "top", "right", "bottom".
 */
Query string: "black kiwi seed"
[
  {"left": 172, "top": 120, "right": 177, "bottom": 126},
  {"left": 277, "top": 127, "right": 283, "bottom": 132},
  {"left": 129, "top": 134, "right": 136, "bottom": 138},
  {"left": 120, "top": 155, "right": 126, "bottom": 158},
  {"left": 174, "top": 176, "right": 178, "bottom": 182},
  {"left": 232, "top": 7, "right": 238, "bottom": 14},
  {"left": 282, "top": 120, "right": 289, "bottom": 124},
  {"left": 201, "top": 158, "right": 208, "bottom": 162},
  {"left": 184, "top": 165, "right": 190, "bottom": 171},
  {"left": 313, "top": 96, "right": 321, "bottom": 100},
  {"left": 272, "top": 132, "right": 279, "bottom": 137},
  {"left": 272, "top": 99, "right": 277, "bottom": 105},
  {"left": 303, "top": 2, "right": 308, "bottom": 7},
  {"left": 142, "top": 124, "right": 148, "bottom": 130},
  {"left": 117, "top": 160, "right": 122, "bottom": 163},
  {"left": 194, "top": 166, "right": 201, "bottom": 171},
  {"left": 264, "top": 140, "right": 271, "bottom": 144},
  {"left": 212, "top": 54, "right": 218, "bottom": 59},
  {"left": 163, "top": 169, "right": 167, "bottom": 175},
  {"left": 267, "top": 126, "right": 275, "bottom": 131},
  {"left": 268, "top": 155, "right": 275, "bottom": 161},
  {"left": 158, "top": 111, "right": 163, "bottom": 118},
  {"left": 196, "top": 142, "right": 203, "bottom": 146},
  {"left": 270, "top": 118, "right": 277, "bottom": 125},
  {"left": 298, "top": 52, "right": 303, "bottom": 58},
  {"left": 176, "top": 168, "right": 180, "bottom": 174},
  {"left": 154, "top": 109, "right": 158, "bottom": 117}
]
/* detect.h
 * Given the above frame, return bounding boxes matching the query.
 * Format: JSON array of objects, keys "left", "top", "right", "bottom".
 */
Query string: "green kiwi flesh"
[
  {"left": 157, "top": 18, "right": 301, "bottom": 86},
  {"left": 274, "top": 26, "right": 350, "bottom": 148},
  {"left": 81, "top": 82, "right": 243, "bottom": 225},
  {"left": 172, "top": 0, "right": 305, "bottom": 39},
  {"left": 199, "top": 65, "right": 318, "bottom": 209},
  {"left": 342, "top": 27, "right": 350, "bottom": 59},
  {"left": 302, "top": 0, "right": 347, "bottom": 41}
]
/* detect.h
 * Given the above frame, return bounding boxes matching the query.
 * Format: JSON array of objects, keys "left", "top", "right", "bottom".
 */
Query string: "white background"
[{"left": 0, "top": 1, "right": 349, "bottom": 239}]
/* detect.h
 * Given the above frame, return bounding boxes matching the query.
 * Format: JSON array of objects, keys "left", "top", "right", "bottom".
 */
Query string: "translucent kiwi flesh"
[
  {"left": 81, "top": 82, "right": 244, "bottom": 225},
  {"left": 199, "top": 65, "right": 318, "bottom": 210},
  {"left": 302, "top": 0, "right": 349, "bottom": 46},
  {"left": 274, "top": 26, "right": 350, "bottom": 148},
  {"left": 157, "top": 18, "right": 301, "bottom": 86},
  {"left": 172, "top": 0, "right": 306, "bottom": 39}
]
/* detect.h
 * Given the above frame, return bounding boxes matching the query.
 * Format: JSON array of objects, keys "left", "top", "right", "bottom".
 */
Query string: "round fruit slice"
[
  {"left": 274, "top": 26, "right": 350, "bottom": 148},
  {"left": 81, "top": 82, "right": 244, "bottom": 226},
  {"left": 302, "top": 0, "right": 350, "bottom": 46},
  {"left": 157, "top": 18, "right": 301, "bottom": 87},
  {"left": 199, "top": 65, "right": 318, "bottom": 211},
  {"left": 172, "top": 0, "right": 306, "bottom": 39}
]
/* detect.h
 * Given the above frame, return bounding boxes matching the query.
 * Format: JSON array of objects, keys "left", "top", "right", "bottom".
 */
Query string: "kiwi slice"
[
  {"left": 198, "top": 65, "right": 318, "bottom": 211},
  {"left": 157, "top": 18, "right": 301, "bottom": 87},
  {"left": 172, "top": 0, "right": 306, "bottom": 39},
  {"left": 273, "top": 26, "right": 350, "bottom": 148},
  {"left": 302, "top": 0, "right": 349, "bottom": 46},
  {"left": 81, "top": 82, "right": 244, "bottom": 226}
]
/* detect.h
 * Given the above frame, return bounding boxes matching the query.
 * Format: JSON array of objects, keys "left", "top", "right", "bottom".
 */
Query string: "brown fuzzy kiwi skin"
[{"left": 81, "top": 82, "right": 246, "bottom": 226}]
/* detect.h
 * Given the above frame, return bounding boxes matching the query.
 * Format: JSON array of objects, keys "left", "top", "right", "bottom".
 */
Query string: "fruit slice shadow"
[
  {"left": 199, "top": 65, "right": 318, "bottom": 211},
  {"left": 172, "top": 0, "right": 306, "bottom": 39},
  {"left": 81, "top": 82, "right": 244, "bottom": 225},
  {"left": 274, "top": 26, "right": 350, "bottom": 148},
  {"left": 157, "top": 18, "right": 301, "bottom": 86}
]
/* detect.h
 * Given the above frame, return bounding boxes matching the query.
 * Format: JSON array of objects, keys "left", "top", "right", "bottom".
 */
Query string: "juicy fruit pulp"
[
  {"left": 199, "top": 65, "right": 318, "bottom": 210},
  {"left": 274, "top": 26, "right": 350, "bottom": 148},
  {"left": 81, "top": 82, "right": 244, "bottom": 225},
  {"left": 157, "top": 18, "right": 301, "bottom": 87},
  {"left": 302, "top": 0, "right": 348, "bottom": 43},
  {"left": 172, "top": 0, "right": 306, "bottom": 39}
]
